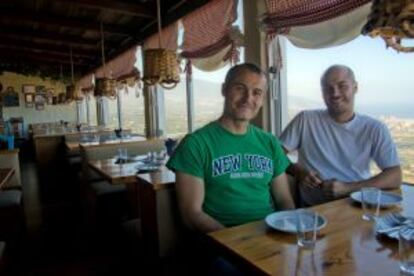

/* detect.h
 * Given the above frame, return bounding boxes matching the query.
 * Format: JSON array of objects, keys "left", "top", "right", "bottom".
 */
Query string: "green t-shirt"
[{"left": 166, "top": 121, "right": 290, "bottom": 227}]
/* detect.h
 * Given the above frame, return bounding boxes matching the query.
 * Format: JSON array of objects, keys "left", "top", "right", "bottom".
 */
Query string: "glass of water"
[
  {"left": 296, "top": 209, "right": 318, "bottom": 249},
  {"left": 400, "top": 225, "right": 414, "bottom": 274},
  {"left": 361, "top": 187, "right": 381, "bottom": 221},
  {"left": 118, "top": 148, "right": 128, "bottom": 163}
]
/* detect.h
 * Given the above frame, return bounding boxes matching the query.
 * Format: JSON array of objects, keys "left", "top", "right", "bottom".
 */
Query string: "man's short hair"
[
  {"left": 224, "top": 63, "right": 265, "bottom": 86},
  {"left": 320, "top": 65, "right": 356, "bottom": 86}
]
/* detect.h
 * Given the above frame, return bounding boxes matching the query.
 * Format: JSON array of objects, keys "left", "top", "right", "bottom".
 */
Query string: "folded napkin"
[{"left": 376, "top": 212, "right": 414, "bottom": 239}]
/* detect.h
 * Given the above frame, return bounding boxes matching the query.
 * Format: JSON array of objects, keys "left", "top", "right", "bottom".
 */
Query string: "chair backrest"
[{"left": 0, "top": 149, "right": 21, "bottom": 190}]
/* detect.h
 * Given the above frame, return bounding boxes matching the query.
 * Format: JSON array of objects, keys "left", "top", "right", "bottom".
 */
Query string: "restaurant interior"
[{"left": 1, "top": 0, "right": 414, "bottom": 275}]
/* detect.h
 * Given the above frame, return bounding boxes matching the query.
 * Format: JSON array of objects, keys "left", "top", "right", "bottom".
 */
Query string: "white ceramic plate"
[
  {"left": 350, "top": 191, "right": 402, "bottom": 207},
  {"left": 265, "top": 210, "right": 327, "bottom": 233}
]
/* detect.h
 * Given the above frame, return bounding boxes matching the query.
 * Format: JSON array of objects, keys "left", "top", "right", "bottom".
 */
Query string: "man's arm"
[
  {"left": 175, "top": 172, "right": 225, "bottom": 233},
  {"left": 322, "top": 166, "right": 402, "bottom": 199},
  {"left": 271, "top": 172, "right": 295, "bottom": 210}
]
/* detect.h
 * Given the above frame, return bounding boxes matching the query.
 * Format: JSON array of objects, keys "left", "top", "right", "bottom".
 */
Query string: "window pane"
[
  {"left": 87, "top": 96, "right": 97, "bottom": 126},
  {"left": 122, "top": 87, "right": 145, "bottom": 135},
  {"left": 164, "top": 74, "right": 188, "bottom": 136},
  {"left": 106, "top": 97, "right": 118, "bottom": 130},
  {"left": 192, "top": 66, "right": 227, "bottom": 130},
  {"left": 285, "top": 36, "right": 414, "bottom": 184}
]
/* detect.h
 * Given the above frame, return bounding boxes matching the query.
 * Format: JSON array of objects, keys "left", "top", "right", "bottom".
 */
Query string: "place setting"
[
  {"left": 265, "top": 209, "right": 327, "bottom": 249},
  {"left": 134, "top": 150, "right": 168, "bottom": 174},
  {"left": 350, "top": 187, "right": 414, "bottom": 274}
]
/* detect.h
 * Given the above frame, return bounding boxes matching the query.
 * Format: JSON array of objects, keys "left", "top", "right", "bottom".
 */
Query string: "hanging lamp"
[
  {"left": 143, "top": 0, "right": 180, "bottom": 89},
  {"left": 66, "top": 46, "right": 83, "bottom": 103},
  {"left": 363, "top": 0, "right": 414, "bottom": 52},
  {"left": 94, "top": 22, "right": 117, "bottom": 99}
]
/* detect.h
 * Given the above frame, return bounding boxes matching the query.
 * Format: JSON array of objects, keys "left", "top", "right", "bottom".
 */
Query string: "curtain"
[
  {"left": 181, "top": 0, "right": 239, "bottom": 71},
  {"left": 95, "top": 46, "right": 138, "bottom": 79},
  {"left": 143, "top": 22, "right": 179, "bottom": 50},
  {"left": 262, "top": 0, "right": 372, "bottom": 49},
  {"left": 77, "top": 73, "right": 93, "bottom": 91}
]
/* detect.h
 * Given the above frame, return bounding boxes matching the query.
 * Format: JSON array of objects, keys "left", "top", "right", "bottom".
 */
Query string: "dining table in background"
[
  {"left": 65, "top": 136, "right": 146, "bottom": 154},
  {"left": 208, "top": 184, "right": 414, "bottom": 276},
  {"left": 88, "top": 157, "right": 182, "bottom": 259}
]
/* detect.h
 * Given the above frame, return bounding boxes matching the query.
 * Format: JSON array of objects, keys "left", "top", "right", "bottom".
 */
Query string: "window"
[
  {"left": 192, "top": 66, "right": 227, "bottom": 130},
  {"left": 121, "top": 87, "right": 145, "bottom": 135},
  {"left": 284, "top": 36, "right": 414, "bottom": 183},
  {"left": 164, "top": 72, "right": 188, "bottom": 136}
]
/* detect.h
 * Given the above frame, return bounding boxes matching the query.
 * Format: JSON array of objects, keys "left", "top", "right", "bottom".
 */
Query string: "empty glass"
[
  {"left": 361, "top": 187, "right": 382, "bottom": 221},
  {"left": 399, "top": 225, "right": 414, "bottom": 274},
  {"left": 296, "top": 209, "right": 318, "bottom": 249},
  {"left": 118, "top": 148, "right": 128, "bottom": 163}
]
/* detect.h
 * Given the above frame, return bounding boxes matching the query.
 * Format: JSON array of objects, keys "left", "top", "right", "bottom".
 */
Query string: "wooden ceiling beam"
[
  {"left": 0, "top": 58, "right": 89, "bottom": 71},
  {"left": 0, "top": 48, "right": 91, "bottom": 66},
  {"left": 0, "top": 10, "right": 136, "bottom": 36},
  {"left": 0, "top": 37, "right": 99, "bottom": 59},
  {"left": 59, "top": 0, "right": 155, "bottom": 19},
  {"left": 0, "top": 28, "right": 100, "bottom": 48},
  {"left": 105, "top": 0, "right": 208, "bottom": 58}
]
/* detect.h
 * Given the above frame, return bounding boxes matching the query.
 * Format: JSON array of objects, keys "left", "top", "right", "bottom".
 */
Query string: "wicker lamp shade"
[
  {"left": 94, "top": 77, "right": 117, "bottom": 99},
  {"left": 143, "top": 48, "right": 180, "bottom": 89},
  {"left": 117, "top": 68, "right": 141, "bottom": 87},
  {"left": 363, "top": 0, "right": 414, "bottom": 52},
  {"left": 66, "top": 84, "right": 83, "bottom": 102}
]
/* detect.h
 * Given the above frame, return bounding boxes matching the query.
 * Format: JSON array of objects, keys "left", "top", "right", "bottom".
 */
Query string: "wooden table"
[
  {"left": 65, "top": 136, "right": 146, "bottom": 153},
  {"left": 88, "top": 158, "right": 180, "bottom": 258},
  {"left": 0, "top": 168, "right": 15, "bottom": 190},
  {"left": 208, "top": 184, "right": 414, "bottom": 276}
]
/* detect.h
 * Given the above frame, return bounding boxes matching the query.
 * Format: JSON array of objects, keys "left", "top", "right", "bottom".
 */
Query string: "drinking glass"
[
  {"left": 118, "top": 148, "right": 128, "bottom": 163},
  {"left": 399, "top": 225, "right": 414, "bottom": 274},
  {"left": 361, "top": 187, "right": 381, "bottom": 221},
  {"left": 296, "top": 209, "right": 318, "bottom": 249}
]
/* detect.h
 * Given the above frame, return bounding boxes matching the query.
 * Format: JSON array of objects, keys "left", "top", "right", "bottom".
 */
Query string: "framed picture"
[
  {"left": 36, "top": 85, "right": 46, "bottom": 94},
  {"left": 22, "top": 84, "right": 36, "bottom": 94},
  {"left": 46, "top": 88, "right": 54, "bottom": 105},
  {"left": 35, "top": 94, "right": 45, "bottom": 111},
  {"left": 25, "top": 93, "right": 34, "bottom": 108},
  {"left": 3, "top": 87, "right": 19, "bottom": 107}
]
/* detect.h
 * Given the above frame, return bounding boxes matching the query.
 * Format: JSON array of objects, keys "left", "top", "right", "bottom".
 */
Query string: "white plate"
[
  {"left": 350, "top": 191, "right": 402, "bottom": 207},
  {"left": 265, "top": 210, "right": 327, "bottom": 233}
]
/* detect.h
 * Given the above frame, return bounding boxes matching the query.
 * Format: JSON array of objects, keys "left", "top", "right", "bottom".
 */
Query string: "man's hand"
[
  {"left": 298, "top": 170, "right": 323, "bottom": 188},
  {"left": 321, "top": 179, "right": 350, "bottom": 199}
]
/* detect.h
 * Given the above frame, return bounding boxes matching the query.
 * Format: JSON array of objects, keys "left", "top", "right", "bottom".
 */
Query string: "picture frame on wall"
[
  {"left": 22, "top": 84, "right": 36, "bottom": 94},
  {"left": 34, "top": 94, "right": 46, "bottom": 111},
  {"left": 25, "top": 93, "right": 34, "bottom": 108},
  {"left": 36, "top": 85, "right": 46, "bottom": 94},
  {"left": 3, "top": 86, "right": 20, "bottom": 107},
  {"left": 46, "top": 88, "right": 54, "bottom": 105}
]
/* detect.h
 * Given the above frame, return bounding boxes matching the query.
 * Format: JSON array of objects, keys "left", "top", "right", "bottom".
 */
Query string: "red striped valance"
[
  {"left": 143, "top": 22, "right": 179, "bottom": 50},
  {"left": 95, "top": 46, "right": 138, "bottom": 79},
  {"left": 181, "top": 0, "right": 237, "bottom": 59},
  {"left": 263, "top": 0, "right": 371, "bottom": 34}
]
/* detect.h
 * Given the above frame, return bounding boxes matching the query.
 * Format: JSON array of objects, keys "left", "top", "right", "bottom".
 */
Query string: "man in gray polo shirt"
[{"left": 280, "top": 64, "right": 402, "bottom": 206}]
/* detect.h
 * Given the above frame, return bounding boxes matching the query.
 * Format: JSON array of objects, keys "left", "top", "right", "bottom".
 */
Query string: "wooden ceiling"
[{"left": 0, "top": 0, "right": 210, "bottom": 79}]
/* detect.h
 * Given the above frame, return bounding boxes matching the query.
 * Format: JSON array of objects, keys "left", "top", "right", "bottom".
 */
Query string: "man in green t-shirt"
[{"left": 167, "top": 63, "right": 295, "bottom": 233}]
